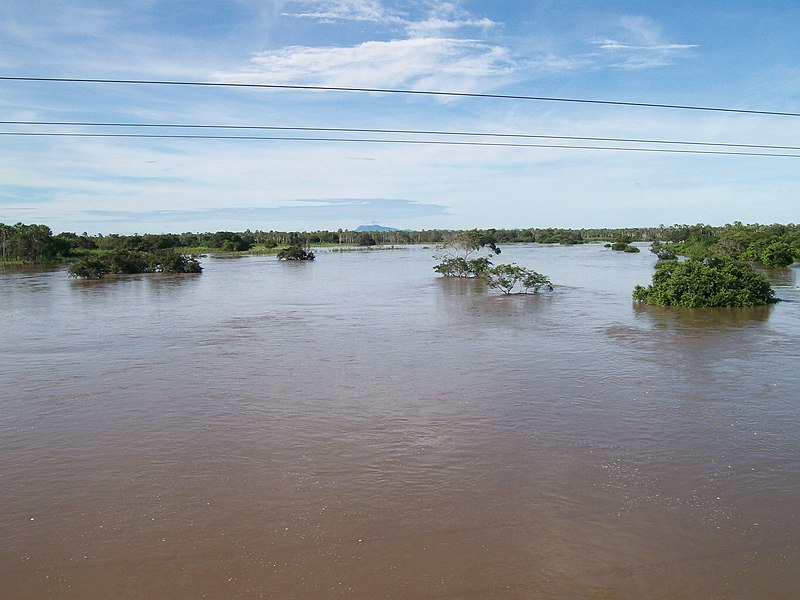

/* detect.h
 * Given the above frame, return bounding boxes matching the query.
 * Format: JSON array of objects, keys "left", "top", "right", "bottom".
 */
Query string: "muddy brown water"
[{"left": 2, "top": 245, "right": 799, "bottom": 599}]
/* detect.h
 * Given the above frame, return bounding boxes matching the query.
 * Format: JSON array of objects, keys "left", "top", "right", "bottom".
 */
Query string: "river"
[{"left": 2, "top": 244, "right": 798, "bottom": 599}]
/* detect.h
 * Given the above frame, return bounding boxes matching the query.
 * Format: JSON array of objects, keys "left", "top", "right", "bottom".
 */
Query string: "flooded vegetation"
[{"left": 2, "top": 244, "right": 799, "bottom": 598}]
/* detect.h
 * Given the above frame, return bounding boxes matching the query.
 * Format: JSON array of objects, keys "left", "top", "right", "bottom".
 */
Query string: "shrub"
[
  {"left": 633, "top": 258, "right": 776, "bottom": 307},
  {"left": 67, "top": 256, "right": 109, "bottom": 279},
  {"left": 277, "top": 244, "right": 315, "bottom": 261}
]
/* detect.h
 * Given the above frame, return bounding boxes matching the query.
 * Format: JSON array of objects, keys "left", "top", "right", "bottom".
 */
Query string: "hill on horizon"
[{"left": 355, "top": 224, "right": 401, "bottom": 232}]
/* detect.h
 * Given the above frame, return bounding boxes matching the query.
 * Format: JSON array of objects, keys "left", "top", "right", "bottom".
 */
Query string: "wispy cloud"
[
  {"left": 282, "top": 0, "right": 402, "bottom": 23},
  {"left": 221, "top": 37, "right": 517, "bottom": 90},
  {"left": 589, "top": 15, "right": 697, "bottom": 69},
  {"left": 282, "top": 0, "right": 497, "bottom": 37}
]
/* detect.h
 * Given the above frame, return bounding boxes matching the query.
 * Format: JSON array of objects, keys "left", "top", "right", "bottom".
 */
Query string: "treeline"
[
  {"left": 646, "top": 222, "right": 800, "bottom": 267},
  {"left": 2, "top": 221, "right": 799, "bottom": 266}
]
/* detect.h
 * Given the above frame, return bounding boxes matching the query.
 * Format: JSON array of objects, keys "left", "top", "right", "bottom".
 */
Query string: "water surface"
[{"left": 2, "top": 245, "right": 798, "bottom": 598}]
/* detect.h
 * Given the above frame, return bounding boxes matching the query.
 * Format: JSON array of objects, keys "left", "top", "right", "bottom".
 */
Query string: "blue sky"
[{"left": 1, "top": 0, "right": 799, "bottom": 234}]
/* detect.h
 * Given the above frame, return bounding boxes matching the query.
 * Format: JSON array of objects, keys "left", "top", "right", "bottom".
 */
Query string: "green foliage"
[
  {"left": 649, "top": 240, "right": 676, "bottom": 260},
  {"left": 0, "top": 222, "right": 61, "bottom": 263},
  {"left": 108, "top": 249, "right": 150, "bottom": 274},
  {"left": 150, "top": 250, "right": 203, "bottom": 273},
  {"left": 633, "top": 258, "right": 776, "bottom": 307},
  {"left": 67, "top": 256, "right": 109, "bottom": 279},
  {"left": 673, "top": 222, "right": 799, "bottom": 265},
  {"left": 758, "top": 241, "right": 795, "bottom": 268},
  {"left": 68, "top": 250, "right": 202, "bottom": 278},
  {"left": 433, "top": 229, "right": 500, "bottom": 277},
  {"left": 534, "top": 228, "right": 584, "bottom": 244},
  {"left": 433, "top": 256, "right": 492, "bottom": 278},
  {"left": 608, "top": 238, "right": 640, "bottom": 253},
  {"left": 485, "top": 264, "right": 553, "bottom": 295},
  {"left": 276, "top": 244, "right": 315, "bottom": 261}
]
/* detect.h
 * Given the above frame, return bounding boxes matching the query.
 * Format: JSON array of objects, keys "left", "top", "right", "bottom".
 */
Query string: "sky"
[{"left": 1, "top": 0, "right": 799, "bottom": 234}]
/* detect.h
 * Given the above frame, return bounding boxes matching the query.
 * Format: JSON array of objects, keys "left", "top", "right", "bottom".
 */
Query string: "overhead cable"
[
  {"left": 1, "top": 76, "right": 799, "bottom": 118},
  {"left": 2, "top": 131, "right": 799, "bottom": 158},
  {"left": 2, "top": 120, "right": 799, "bottom": 152}
]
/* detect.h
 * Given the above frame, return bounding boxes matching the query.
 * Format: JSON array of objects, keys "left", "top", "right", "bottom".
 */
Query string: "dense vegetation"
[
  {"left": 3, "top": 221, "right": 798, "bottom": 264},
  {"left": 276, "top": 243, "right": 315, "bottom": 261},
  {"left": 632, "top": 223, "right": 798, "bottom": 308},
  {"left": 649, "top": 222, "right": 800, "bottom": 267},
  {"left": 605, "top": 235, "right": 641, "bottom": 253},
  {"left": 67, "top": 249, "right": 202, "bottom": 279},
  {"left": 633, "top": 258, "right": 777, "bottom": 307}
]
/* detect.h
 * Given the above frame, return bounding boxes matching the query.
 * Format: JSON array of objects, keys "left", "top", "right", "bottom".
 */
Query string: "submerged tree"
[
  {"left": 485, "top": 264, "right": 553, "bottom": 295},
  {"left": 606, "top": 235, "right": 640, "bottom": 253},
  {"left": 276, "top": 244, "right": 315, "bottom": 261},
  {"left": 150, "top": 250, "right": 203, "bottom": 273},
  {"left": 433, "top": 256, "right": 493, "bottom": 278},
  {"left": 68, "top": 249, "right": 202, "bottom": 279},
  {"left": 433, "top": 230, "right": 500, "bottom": 277},
  {"left": 648, "top": 240, "right": 676, "bottom": 260},
  {"left": 67, "top": 256, "right": 110, "bottom": 279},
  {"left": 633, "top": 258, "right": 776, "bottom": 307}
]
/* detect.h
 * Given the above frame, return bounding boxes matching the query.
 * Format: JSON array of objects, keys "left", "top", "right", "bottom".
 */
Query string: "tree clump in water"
[
  {"left": 276, "top": 243, "right": 315, "bottom": 261},
  {"left": 633, "top": 258, "right": 776, "bottom": 307},
  {"left": 485, "top": 264, "right": 553, "bottom": 295},
  {"left": 68, "top": 249, "right": 202, "bottom": 279}
]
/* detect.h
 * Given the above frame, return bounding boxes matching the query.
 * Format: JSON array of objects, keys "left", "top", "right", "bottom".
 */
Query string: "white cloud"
[
  {"left": 282, "top": 0, "right": 402, "bottom": 23},
  {"left": 221, "top": 37, "right": 517, "bottom": 90},
  {"left": 589, "top": 15, "right": 697, "bottom": 69},
  {"left": 405, "top": 15, "right": 496, "bottom": 37},
  {"left": 283, "top": 0, "right": 497, "bottom": 37}
]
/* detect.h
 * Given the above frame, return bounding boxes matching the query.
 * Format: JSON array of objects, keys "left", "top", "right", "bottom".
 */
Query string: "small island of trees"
[
  {"left": 432, "top": 230, "right": 553, "bottom": 295},
  {"left": 485, "top": 264, "right": 553, "bottom": 295},
  {"left": 276, "top": 242, "right": 315, "bottom": 261},
  {"left": 631, "top": 222, "right": 798, "bottom": 307},
  {"left": 68, "top": 249, "right": 202, "bottom": 279},
  {"left": 633, "top": 258, "right": 776, "bottom": 307}
]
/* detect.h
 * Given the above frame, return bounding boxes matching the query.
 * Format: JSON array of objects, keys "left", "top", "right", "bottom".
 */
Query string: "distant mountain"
[{"left": 355, "top": 224, "right": 401, "bottom": 232}]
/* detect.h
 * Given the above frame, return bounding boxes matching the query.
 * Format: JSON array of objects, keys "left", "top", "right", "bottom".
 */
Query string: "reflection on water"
[
  {"left": 633, "top": 302, "right": 774, "bottom": 328},
  {"left": 756, "top": 265, "right": 798, "bottom": 288},
  {"left": 2, "top": 246, "right": 799, "bottom": 599}
]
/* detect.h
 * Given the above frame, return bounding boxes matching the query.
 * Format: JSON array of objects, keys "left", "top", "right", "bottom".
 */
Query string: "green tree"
[
  {"left": 149, "top": 250, "right": 203, "bottom": 273},
  {"left": 276, "top": 244, "right": 315, "bottom": 261},
  {"left": 68, "top": 256, "right": 110, "bottom": 279},
  {"left": 2, "top": 223, "right": 58, "bottom": 262},
  {"left": 649, "top": 240, "right": 676, "bottom": 260},
  {"left": 433, "top": 230, "right": 500, "bottom": 277},
  {"left": 633, "top": 258, "right": 776, "bottom": 307},
  {"left": 485, "top": 264, "right": 553, "bottom": 295},
  {"left": 433, "top": 256, "right": 493, "bottom": 278},
  {"left": 0, "top": 223, "right": 11, "bottom": 262},
  {"left": 68, "top": 250, "right": 202, "bottom": 278},
  {"left": 109, "top": 249, "right": 150, "bottom": 274},
  {"left": 758, "top": 241, "right": 795, "bottom": 268},
  {"left": 608, "top": 235, "right": 640, "bottom": 253}
]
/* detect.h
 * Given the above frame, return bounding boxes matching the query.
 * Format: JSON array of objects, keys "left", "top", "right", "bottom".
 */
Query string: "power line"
[
  {"left": 2, "top": 75, "right": 799, "bottom": 118},
  {"left": 2, "top": 131, "right": 799, "bottom": 158},
  {"left": 2, "top": 120, "right": 798, "bottom": 152}
]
